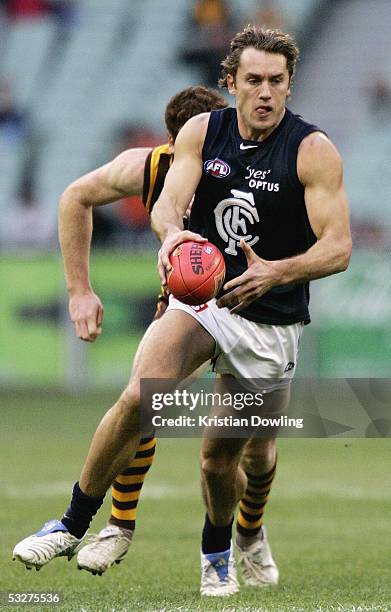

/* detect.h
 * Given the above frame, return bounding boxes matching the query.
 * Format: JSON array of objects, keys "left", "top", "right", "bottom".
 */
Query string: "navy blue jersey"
[{"left": 189, "top": 107, "right": 323, "bottom": 325}]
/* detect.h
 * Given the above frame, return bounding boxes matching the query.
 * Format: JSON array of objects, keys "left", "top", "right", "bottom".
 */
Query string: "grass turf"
[{"left": 0, "top": 391, "right": 390, "bottom": 611}]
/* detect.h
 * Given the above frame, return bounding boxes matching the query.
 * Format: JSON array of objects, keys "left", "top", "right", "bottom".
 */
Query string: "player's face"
[{"left": 227, "top": 48, "right": 291, "bottom": 140}]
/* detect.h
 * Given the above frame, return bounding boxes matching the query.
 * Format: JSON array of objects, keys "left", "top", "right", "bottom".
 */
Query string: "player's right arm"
[
  {"left": 59, "top": 147, "right": 151, "bottom": 342},
  {"left": 151, "top": 113, "right": 209, "bottom": 285}
]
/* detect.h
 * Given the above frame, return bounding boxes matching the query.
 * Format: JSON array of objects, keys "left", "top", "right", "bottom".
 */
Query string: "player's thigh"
[
  {"left": 131, "top": 308, "right": 215, "bottom": 382},
  {"left": 262, "top": 384, "right": 291, "bottom": 414},
  {"left": 177, "top": 360, "right": 211, "bottom": 391},
  {"left": 133, "top": 321, "right": 211, "bottom": 383},
  {"left": 131, "top": 319, "right": 159, "bottom": 375}
]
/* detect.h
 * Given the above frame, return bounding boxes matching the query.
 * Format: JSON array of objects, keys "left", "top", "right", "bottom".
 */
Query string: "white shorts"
[{"left": 167, "top": 296, "right": 303, "bottom": 393}]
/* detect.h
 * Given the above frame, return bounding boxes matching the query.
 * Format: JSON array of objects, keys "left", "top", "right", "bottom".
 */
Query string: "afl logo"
[{"left": 204, "top": 158, "right": 231, "bottom": 179}]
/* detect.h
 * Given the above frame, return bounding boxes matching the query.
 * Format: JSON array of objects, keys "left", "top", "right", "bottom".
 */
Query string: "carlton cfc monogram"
[{"left": 214, "top": 190, "right": 260, "bottom": 256}]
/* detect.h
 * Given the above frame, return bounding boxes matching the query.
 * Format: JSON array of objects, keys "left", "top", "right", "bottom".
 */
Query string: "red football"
[{"left": 168, "top": 240, "right": 225, "bottom": 306}]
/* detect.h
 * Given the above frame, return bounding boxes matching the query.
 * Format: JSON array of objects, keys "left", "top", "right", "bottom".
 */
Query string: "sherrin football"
[{"left": 168, "top": 240, "right": 226, "bottom": 306}]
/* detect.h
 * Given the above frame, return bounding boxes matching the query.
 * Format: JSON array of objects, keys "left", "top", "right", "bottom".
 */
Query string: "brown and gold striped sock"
[
  {"left": 109, "top": 436, "right": 156, "bottom": 531},
  {"left": 236, "top": 461, "right": 277, "bottom": 543}
]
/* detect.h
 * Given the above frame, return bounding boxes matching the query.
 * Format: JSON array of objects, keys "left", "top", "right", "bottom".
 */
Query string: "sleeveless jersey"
[
  {"left": 142, "top": 143, "right": 174, "bottom": 313},
  {"left": 142, "top": 143, "right": 173, "bottom": 213},
  {"left": 189, "top": 107, "right": 323, "bottom": 325}
]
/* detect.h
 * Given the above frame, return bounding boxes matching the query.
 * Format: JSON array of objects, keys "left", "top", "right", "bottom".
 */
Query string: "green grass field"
[{"left": 1, "top": 391, "right": 390, "bottom": 612}]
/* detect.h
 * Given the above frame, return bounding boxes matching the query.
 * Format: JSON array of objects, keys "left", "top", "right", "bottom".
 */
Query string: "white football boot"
[
  {"left": 236, "top": 525, "right": 279, "bottom": 586},
  {"left": 77, "top": 525, "right": 133, "bottom": 575},
  {"left": 200, "top": 545, "right": 239, "bottom": 596},
  {"left": 13, "top": 520, "right": 83, "bottom": 570}
]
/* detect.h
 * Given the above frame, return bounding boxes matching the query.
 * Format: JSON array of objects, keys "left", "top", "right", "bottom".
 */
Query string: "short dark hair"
[
  {"left": 165, "top": 86, "right": 228, "bottom": 141},
  {"left": 219, "top": 25, "right": 299, "bottom": 87}
]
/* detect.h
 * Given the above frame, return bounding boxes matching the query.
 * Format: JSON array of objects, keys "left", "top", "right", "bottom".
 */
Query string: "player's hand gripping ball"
[{"left": 168, "top": 241, "right": 225, "bottom": 306}]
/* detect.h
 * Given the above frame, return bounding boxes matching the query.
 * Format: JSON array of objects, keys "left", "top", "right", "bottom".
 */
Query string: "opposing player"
[
  {"left": 61, "top": 86, "right": 229, "bottom": 574},
  {"left": 71, "top": 86, "right": 230, "bottom": 575},
  {"left": 13, "top": 26, "right": 351, "bottom": 598}
]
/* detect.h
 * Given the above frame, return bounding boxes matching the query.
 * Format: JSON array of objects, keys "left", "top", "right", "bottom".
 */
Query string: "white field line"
[
  {"left": 1, "top": 480, "right": 391, "bottom": 501},
  {"left": 1, "top": 482, "right": 198, "bottom": 500}
]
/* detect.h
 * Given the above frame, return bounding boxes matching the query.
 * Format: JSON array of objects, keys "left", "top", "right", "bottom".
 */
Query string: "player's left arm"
[{"left": 217, "top": 132, "right": 352, "bottom": 312}]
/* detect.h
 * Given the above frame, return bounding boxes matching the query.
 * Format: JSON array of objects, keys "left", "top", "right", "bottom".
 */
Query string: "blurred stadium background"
[
  {"left": 1, "top": 0, "right": 391, "bottom": 392},
  {"left": 0, "top": 0, "right": 390, "bottom": 390},
  {"left": 1, "top": 3, "right": 391, "bottom": 609}
]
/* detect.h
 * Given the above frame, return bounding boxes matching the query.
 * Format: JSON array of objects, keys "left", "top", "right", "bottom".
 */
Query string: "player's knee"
[
  {"left": 241, "top": 438, "right": 276, "bottom": 473},
  {"left": 119, "top": 384, "right": 140, "bottom": 408},
  {"left": 117, "top": 385, "right": 141, "bottom": 429},
  {"left": 200, "top": 452, "right": 237, "bottom": 481}
]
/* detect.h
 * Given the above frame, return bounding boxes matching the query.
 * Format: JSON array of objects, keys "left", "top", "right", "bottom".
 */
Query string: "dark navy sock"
[
  {"left": 201, "top": 513, "right": 233, "bottom": 554},
  {"left": 61, "top": 482, "right": 104, "bottom": 539}
]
